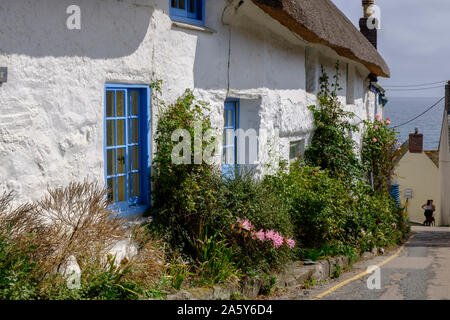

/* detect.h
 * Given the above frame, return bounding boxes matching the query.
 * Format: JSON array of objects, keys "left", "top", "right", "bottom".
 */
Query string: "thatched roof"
[{"left": 251, "top": 0, "right": 390, "bottom": 78}]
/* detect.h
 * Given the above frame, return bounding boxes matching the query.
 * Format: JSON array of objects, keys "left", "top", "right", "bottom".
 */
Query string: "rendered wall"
[
  {"left": 0, "top": 0, "right": 378, "bottom": 204},
  {"left": 395, "top": 152, "right": 441, "bottom": 225}
]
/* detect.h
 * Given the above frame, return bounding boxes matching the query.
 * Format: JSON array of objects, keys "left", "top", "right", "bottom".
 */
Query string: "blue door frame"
[
  {"left": 104, "top": 84, "right": 151, "bottom": 216},
  {"left": 222, "top": 99, "right": 239, "bottom": 177}
]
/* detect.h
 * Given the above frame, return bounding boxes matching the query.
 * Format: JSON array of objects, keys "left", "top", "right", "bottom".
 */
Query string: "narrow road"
[{"left": 274, "top": 226, "right": 450, "bottom": 300}]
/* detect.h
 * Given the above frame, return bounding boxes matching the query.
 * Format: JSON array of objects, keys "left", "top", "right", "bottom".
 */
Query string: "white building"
[{"left": 0, "top": 0, "right": 389, "bottom": 216}]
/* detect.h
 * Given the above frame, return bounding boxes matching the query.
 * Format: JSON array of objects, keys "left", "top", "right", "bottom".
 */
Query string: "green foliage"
[
  {"left": 167, "top": 263, "right": 191, "bottom": 291},
  {"left": 304, "top": 64, "right": 362, "bottom": 179},
  {"left": 362, "top": 117, "right": 401, "bottom": 193},
  {"left": 0, "top": 234, "right": 38, "bottom": 300},
  {"left": 267, "top": 162, "right": 408, "bottom": 258},
  {"left": 196, "top": 231, "right": 241, "bottom": 284},
  {"left": 151, "top": 90, "right": 294, "bottom": 276}
]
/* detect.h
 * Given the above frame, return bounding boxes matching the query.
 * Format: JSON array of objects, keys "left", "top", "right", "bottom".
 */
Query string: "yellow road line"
[{"left": 311, "top": 236, "right": 414, "bottom": 300}]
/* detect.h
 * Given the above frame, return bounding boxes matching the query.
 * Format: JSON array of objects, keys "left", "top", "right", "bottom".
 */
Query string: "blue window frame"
[
  {"left": 104, "top": 84, "right": 151, "bottom": 216},
  {"left": 222, "top": 99, "right": 239, "bottom": 177},
  {"left": 170, "top": 0, "right": 205, "bottom": 26}
]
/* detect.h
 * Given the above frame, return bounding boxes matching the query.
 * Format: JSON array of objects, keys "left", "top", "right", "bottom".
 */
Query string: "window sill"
[{"left": 172, "top": 21, "right": 217, "bottom": 34}]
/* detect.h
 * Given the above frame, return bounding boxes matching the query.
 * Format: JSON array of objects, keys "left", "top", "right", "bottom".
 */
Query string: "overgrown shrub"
[
  {"left": 151, "top": 90, "right": 294, "bottom": 276},
  {"left": 0, "top": 184, "right": 165, "bottom": 300},
  {"left": 304, "top": 64, "right": 362, "bottom": 179},
  {"left": 362, "top": 116, "right": 401, "bottom": 193},
  {"left": 266, "top": 162, "right": 408, "bottom": 259}
]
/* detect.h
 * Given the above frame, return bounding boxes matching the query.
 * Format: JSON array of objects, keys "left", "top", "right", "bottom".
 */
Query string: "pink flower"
[
  {"left": 271, "top": 232, "right": 284, "bottom": 248},
  {"left": 265, "top": 230, "right": 275, "bottom": 241},
  {"left": 361, "top": 229, "right": 367, "bottom": 236},
  {"left": 380, "top": 119, "right": 385, "bottom": 124},
  {"left": 397, "top": 142, "right": 402, "bottom": 146},
  {"left": 237, "top": 218, "right": 253, "bottom": 231},
  {"left": 372, "top": 138, "right": 377, "bottom": 143},
  {"left": 392, "top": 222, "right": 397, "bottom": 228},
  {"left": 255, "top": 229, "right": 265, "bottom": 242},
  {"left": 286, "top": 237, "right": 296, "bottom": 249},
  {"left": 375, "top": 114, "right": 381, "bottom": 119},
  {"left": 386, "top": 120, "right": 391, "bottom": 125},
  {"left": 375, "top": 125, "right": 379, "bottom": 130}
]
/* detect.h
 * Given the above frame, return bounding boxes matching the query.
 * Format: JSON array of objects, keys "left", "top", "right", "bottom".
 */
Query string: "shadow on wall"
[
  {"left": 0, "top": 0, "right": 152, "bottom": 58},
  {"left": 192, "top": 7, "right": 306, "bottom": 91}
]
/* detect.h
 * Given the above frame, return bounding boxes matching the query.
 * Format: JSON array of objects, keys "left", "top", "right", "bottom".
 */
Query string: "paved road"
[{"left": 274, "top": 226, "right": 450, "bottom": 300}]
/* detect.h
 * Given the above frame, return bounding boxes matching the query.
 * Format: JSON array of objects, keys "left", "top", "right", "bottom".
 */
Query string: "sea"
[{"left": 384, "top": 97, "right": 445, "bottom": 151}]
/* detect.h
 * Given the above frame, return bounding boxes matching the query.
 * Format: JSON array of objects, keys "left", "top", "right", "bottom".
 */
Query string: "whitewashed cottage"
[{"left": 0, "top": 0, "right": 389, "bottom": 217}]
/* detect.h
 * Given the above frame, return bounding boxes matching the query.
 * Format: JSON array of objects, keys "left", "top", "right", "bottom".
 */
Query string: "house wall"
[
  {"left": 439, "top": 109, "right": 450, "bottom": 226},
  {"left": 395, "top": 152, "right": 441, "bottom": 225},
  {"left": 0, "top": 0, "right": 379, "bottom": 204}
]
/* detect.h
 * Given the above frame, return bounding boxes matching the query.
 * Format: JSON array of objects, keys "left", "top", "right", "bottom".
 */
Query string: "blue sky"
[{"left": 332, "top": 0, "right": 450, "bottom": 98}]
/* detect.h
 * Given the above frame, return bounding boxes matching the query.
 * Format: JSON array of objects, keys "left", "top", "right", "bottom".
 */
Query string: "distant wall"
[{"left": 395, "top": 152, "right": 441, "bottom": 225}]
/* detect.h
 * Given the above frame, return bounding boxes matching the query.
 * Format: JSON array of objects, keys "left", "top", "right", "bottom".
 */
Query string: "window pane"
[
  {"left": 179, "top": 0, "right": 185, "bottom": 9},
  {"left": 188, "top": 0, "right": 195, "bottom": 13},
  {"left": 130, "top": 118, "right": 139, "bottom": 143},
  {"left": 107, "top": 178, "right": 115, "bottom": 203},
  {"left": 130, "top": 146, "right": 140, "bottom": 171},
  {"left": 224, "top": 147, "right": 234, "bottom": 164},
  {"left": 130, "top": 172, "right": 140, "bottom": 198},
  {"left": 117, "top": 148, "right": 126, "bottom": 174},
  {"left": 116, "top": 91, "right": 125, "bottom": 117},
  {"left": 117, "top": 176, "right": 126, "bottom": 202},
  {"left": 171, "top": 0, "right": 177, "bottom": 8},
  {"left": 130, "top": 91, "right": 139, "bottom": 116},
  {"left": 107, "top": 149, "right": 115, "bottom": 176},
  {"left": 106, "top": 120, "right": 115, "bottom": 146},
  {"left": 106, "top": 91, "right": 114, "bottom": 117},
  {"left": 227, "top": 110, "right": 233, "bottom": 126},
  {"left": 117, "top": 120, "right": 125, "bottom": 146},
  {"left": 224, "top": 128, "right": 234, "bottom": 146}
]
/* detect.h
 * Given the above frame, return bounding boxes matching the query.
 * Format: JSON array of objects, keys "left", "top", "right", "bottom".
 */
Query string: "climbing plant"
[
  {"left": 361, "top": 116, "right": 400, "bottom": 193},
  {"left": 304, "top": 64, "right": 363, "bottom": 180}
]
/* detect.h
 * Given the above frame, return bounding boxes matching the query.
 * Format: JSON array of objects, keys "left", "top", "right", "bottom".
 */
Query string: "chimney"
[
  {"left": 409, "top": 127, "right": 423, "bottom": 153},
  {"left": 359, "top": 0, "right": 378, "bottom": 49}
]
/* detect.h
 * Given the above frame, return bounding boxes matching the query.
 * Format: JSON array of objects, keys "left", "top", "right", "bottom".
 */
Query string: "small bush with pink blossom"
[
  {"left": 362, "top": 115, "right": 401, "bottom": 193},
  {"left": 230, "top": 217, "right": 295, "bottom": 272}
]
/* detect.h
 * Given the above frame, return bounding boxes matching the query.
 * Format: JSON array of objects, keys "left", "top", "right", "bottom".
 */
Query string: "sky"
[{"left": 332, "top": 0, "right": 450, "bottom": 98}]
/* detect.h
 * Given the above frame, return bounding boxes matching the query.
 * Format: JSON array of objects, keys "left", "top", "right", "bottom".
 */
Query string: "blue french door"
[
  {"left": 222, "top": 100, "right": 239, "bottom": 177},
  {"left": 105, "top": 85, "right": 150, "bottom": 215}
]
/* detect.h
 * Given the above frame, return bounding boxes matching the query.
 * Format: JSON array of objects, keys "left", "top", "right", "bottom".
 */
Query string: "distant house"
[
  {"left": 438, "top": 82, "right": 450, "bottom": 226},
  {"left": 0, "top": 0, "right": 389, "bottom": 216},
  {"left": 394, "top": 129, "right": 442, "bottom": 225}
]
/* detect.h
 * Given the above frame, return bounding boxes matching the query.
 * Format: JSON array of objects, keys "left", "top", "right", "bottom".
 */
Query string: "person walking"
[{"left": 421, "top": 200, "right": 436, "bottom": 226}]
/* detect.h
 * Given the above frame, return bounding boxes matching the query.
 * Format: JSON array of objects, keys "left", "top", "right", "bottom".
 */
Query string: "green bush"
[
  {"left": 151, "top": 90, "right": 295, "bottom": 276},
  {"left": 0, "top": 234, "right": 38, "bottom": 300},
  {"left": 304, "top": 64, "right": 362, "bottom": 179},
  {"left": 362, "top": 116, "right": 401, "bottom": 193},
  {"left": 266, "top": 162, "right": 408, "bottom": 259}
]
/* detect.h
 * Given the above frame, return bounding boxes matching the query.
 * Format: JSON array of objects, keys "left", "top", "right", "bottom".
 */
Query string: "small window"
[
  {"left": 346, "top": 63, "right": 355, "bottom": 104},
  {"left": 222, "top": 100, "right": 239, "bottom": 177},
  {"left": 170, "top": 0, "right": 205, "bottom": 26},
  {"left": 289, "top": 140, "right": 305, "bottom": 162}
]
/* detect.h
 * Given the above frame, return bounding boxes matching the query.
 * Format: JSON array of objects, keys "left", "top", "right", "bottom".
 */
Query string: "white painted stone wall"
[{"left": 0, "top": 0, "right": 381, "bottom": 204}]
